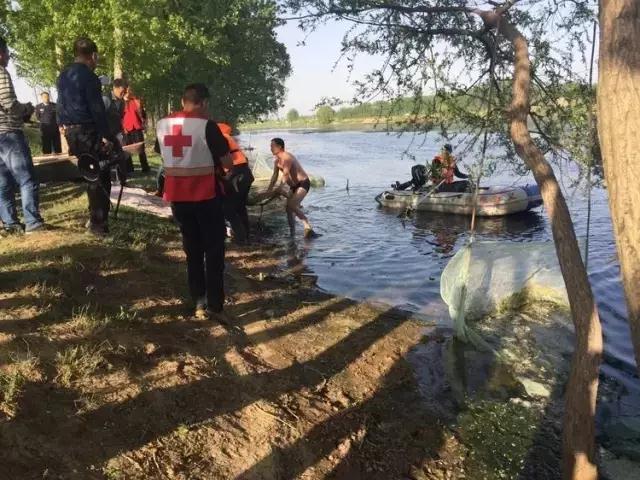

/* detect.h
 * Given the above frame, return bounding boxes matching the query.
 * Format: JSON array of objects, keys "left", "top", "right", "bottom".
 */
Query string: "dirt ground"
[{"left": 1, "top": 182, "right": 476, "bottom": 480}]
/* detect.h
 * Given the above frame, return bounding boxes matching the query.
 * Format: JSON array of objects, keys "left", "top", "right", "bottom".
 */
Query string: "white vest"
[{"left": 156, "top": 114, "right": 214, "bottom": 176}]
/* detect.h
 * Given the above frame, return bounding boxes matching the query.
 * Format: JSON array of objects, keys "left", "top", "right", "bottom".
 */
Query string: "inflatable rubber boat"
[{"left": 375, "top": 184, "right": 543, "bottom": 217}]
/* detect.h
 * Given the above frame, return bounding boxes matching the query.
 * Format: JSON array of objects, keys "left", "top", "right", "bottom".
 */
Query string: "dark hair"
[
  {"left": 41, "top": 91, "right": 50, "bottom": 96},
  {"left": 73, "top": 37, "right": 98, "bottom": 57},
  {"left": 444, "top": 143, "right": 452, "bottom": 153},
  {"left": 113, "top": 78, "right": 128, "bottom": 89},
  {"left": 271, "top": 137, "right": 285, "bottom": 149},
  {"left": 182, "top": 83, "right": 210, "bottom": 105},
  {"left": 0, "top": 37, "right": 7, "bottom": 52}
]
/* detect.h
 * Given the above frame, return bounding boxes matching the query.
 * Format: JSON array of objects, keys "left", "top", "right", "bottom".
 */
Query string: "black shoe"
[
  {"left": 87, "top": 222, "right": 109, "bottom": 237},
  {"left": 1, "top": 224, "right": 24, "bottom": 237}
]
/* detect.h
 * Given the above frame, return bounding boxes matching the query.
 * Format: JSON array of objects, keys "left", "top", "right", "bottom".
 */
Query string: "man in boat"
[
  {"left": 218, "top": 122, "right": 254, "bottom": 243},
  {"left": 264, "top": 138, "right": 317, "bottom": 239},
  {"left": 430, "top": 143, "right": 470, "bottom": 193}
]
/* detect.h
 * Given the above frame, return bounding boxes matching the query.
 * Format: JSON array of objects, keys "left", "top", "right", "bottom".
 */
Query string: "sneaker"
[
  {"left": 194, "top": 305, "right": 209, "bottom": 320},
  {"left": 1, "top": 224, "right": 24, "bottom": 237},
  {"left": 25, "top": 223, "right": 47, "bottom": 235}
]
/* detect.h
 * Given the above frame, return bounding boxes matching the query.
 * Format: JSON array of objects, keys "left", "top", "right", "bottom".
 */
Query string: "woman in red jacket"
[{"left": 122, "top": 87, "right": 149, "bottom": 172}]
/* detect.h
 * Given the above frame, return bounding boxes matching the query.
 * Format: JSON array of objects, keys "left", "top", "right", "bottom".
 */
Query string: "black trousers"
[
  {"left": 123, "top": 130, "right": 149, "bottom": 171},
  {"left": 437, "top": 180, "right": 470, "bottom": 193},
  {"left": 171, "top": 197, "right": 226, "bottom": 312},
  {"left": 223, "top": 163, "right": 254, "bottom": 242},
  {"left": 41, "top": 125, "right": 62, "bottom": 154},
  {"left": 65, "top": 126, "right": 111, "bottom": 229}
]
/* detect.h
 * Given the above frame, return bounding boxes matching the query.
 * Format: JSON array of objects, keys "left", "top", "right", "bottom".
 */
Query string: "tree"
[
  {"left": 285, "top": 1, "right": 602, "bottom": 478},
  {"left": 287, "top": 108, "right": 300, "bottom": 123},
  {"left": 598, "top": 0, "right": 640, "bottom": 376},
  {"left": 316, "top": 105, "right": 335, "bottom": 125},
  {"left": 4, "top": 0, "right": 290, "bottom": 124}
]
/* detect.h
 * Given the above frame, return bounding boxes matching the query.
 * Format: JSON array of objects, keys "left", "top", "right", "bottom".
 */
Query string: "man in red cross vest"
[{"left": 156, "top": 83, "right": 232, "bottom": 321}]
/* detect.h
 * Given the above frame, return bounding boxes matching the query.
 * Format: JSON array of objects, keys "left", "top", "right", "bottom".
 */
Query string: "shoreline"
[{"left": 0, "top": 175, "right": 637, "bottom": 478}]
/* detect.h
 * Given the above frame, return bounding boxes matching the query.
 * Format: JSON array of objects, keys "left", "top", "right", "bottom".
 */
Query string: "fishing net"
[
  {"left": 249, "top": 154, "right": 275, "bottom": 181},
  {"left": 440, "top": 240, "right": 571, "bottom": 343}
]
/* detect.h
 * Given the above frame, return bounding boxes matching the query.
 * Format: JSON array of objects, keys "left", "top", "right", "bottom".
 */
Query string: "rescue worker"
[
  {"left": 156, "top": 83, "right": 233, "bottom": 321},
  {"left": 265, "top": 138, "right": 318, "bottom": 239},
  {"left": 35, "top": 92, "right": 62, "bottom": 154},
  {"left": 57, "top": 37, "right": 124, "bottom": 236},
  {"left": 218, "top": 122, "right": 254, "bottom": 243},
  {"left": 430, "top": 144, "right": 469, "bottom": 193}
]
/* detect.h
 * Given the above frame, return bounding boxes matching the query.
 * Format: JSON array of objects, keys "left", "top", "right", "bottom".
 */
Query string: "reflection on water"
[{"left": 241, "top": 129, "right": 638, "bottom": 387}]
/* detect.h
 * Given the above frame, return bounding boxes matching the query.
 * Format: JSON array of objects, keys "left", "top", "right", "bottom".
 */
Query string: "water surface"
[{"left": 240, "top": 129, "right": 637, "bottom": 388}]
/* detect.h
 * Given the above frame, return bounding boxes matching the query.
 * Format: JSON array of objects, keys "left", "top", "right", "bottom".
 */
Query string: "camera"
[{"left": 77, "top": 143, "right": 126, "bottom": 182}]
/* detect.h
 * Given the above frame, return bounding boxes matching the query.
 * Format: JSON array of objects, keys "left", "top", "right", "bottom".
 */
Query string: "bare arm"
[{"left": 266, "top": 163, "right": 279, "bottom": 192}]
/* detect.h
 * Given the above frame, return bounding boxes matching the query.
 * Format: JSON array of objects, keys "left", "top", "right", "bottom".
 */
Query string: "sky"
[
  {"left": 8, "top": 15, "right": 595, "bottom": 115},
  {"left": 273, "top": 20, "right": 383, "bottom": 116},
  {"left": 8, "top": 20, "right": 381, "bottom": 116}
]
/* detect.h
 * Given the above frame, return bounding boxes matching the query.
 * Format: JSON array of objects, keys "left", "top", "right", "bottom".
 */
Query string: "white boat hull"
[{"left": 376, "top": 185, "right": 543, "bottom": 217}]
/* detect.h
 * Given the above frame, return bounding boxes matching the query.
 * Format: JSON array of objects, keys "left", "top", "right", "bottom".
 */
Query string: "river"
[{"left": 239, "top": 129, "right": 638, "bottom": 390}]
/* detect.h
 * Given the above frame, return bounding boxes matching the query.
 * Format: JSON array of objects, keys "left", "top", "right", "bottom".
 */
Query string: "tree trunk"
[
  {"left": 479, "top": 12, "right": 604, "bottom": 480},
  {"left": 111, "top": 0, "right": 124, "bottom": 79},
  {"left": 113, "top": 22, "right": 124, "bottom": 80},
  {"left": 598, "top": 0, "right": 640, "bottom": 376}
]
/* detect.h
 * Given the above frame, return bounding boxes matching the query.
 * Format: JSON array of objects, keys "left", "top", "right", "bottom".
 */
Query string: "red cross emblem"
[{"left": 164, "top": 124, "right": 192, "bottom": 157}]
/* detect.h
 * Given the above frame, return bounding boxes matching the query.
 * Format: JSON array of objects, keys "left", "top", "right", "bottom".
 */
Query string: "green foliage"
[
  {"left": 286, "top": 108, "right": 300, "bottom": 123},
  {"left": 315, "top": 105, "right": 335, "bottom": 125},
  {"left": 283, "top": 0, "right": 598, "bottom": 177},
  {"left": 4, "top": 0, "right": 290, "bottom": 124}
]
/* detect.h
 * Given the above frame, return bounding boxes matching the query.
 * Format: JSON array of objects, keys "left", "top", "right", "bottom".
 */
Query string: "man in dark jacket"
[
  {"left": 57, "top": 37, "right": 123, "bottom": 236},
  {"left": 35, "top": 92, "right": 61, "bottom": 154}
]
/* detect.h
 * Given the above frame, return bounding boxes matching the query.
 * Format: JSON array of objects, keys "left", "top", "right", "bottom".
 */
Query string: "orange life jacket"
[
  {"left": 431, "top": 153, "right": 455, "bottom": 184},
  {"left": 217, "top": 123, "right": 247, "bottom": 168}
]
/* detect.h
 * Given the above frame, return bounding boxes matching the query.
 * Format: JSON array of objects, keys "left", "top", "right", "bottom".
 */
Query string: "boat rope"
[
  {"left": 451, "top": 54, "right": 496, "bottom": 346},
  {"left": 584, "top": 18, "right": 598, "bottom": 272}
]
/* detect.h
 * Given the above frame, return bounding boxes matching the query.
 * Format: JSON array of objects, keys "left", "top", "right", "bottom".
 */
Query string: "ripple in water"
[{"left": 241, "top": 130, "right": 638, "bottom": 387}]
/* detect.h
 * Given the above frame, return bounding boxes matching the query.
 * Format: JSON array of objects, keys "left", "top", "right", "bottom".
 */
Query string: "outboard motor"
[{"left": 392, "top": 164, "right": 428, "bottom": 191}]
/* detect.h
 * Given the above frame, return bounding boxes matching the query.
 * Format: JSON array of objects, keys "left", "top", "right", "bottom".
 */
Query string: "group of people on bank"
[{"left": 0, "top": 35, "right": 317, "bottom": 321}]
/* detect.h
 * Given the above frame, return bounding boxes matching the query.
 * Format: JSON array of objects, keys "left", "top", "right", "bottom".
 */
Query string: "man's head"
[
  {"left": 443, "top": 143, "right": 453, "bottom": 153},
  {"left": 181, "top": 83, "right": 209, "bottom": 114},
  {"left": 73, "top": 37, "right": 99, "bottom": 71},
  {"left": 0, "top": 37, "right": 10, "bottom": 68},
  {"left": 270, "top": 137, "right": 285, "bottom": 155},
  {"left": 41, "top": 92, "right": 50, "bottom": 104},
  {"left": 112, "top": 79, "right": 128, "bottom": 99}
]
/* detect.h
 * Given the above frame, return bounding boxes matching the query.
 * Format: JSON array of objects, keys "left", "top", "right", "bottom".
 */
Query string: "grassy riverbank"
[
  {"left": 0, "top": 173, "right": 591, "bottom": 479},
  {"left": 239, "top": 115, "right": 433, "bottom": 133}
]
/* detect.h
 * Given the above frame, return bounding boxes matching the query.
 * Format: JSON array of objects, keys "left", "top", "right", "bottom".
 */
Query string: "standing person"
[
  {"left": 266, "top": 137, "right": 317, "bottom": 238},
  {"left": 218, "top": 122, "right": 253, "bottom": 243},
  {"left": 104, "top": 78, "right": 132, "bottom": 173},
  {"left": 57, "top": 37, "right": 123, "bottom": 236},
  {"left": 156, "top": 83, "right": 232, "bottom": 321},
  {"left": 122, "top": 87, "right": 149, "bottom": 172},
  {"left": 35, "top": 92, "right": 62, "bottom": 154},
  {"left": 0, "top": 36, "right": 45, "bottom": 235}
]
